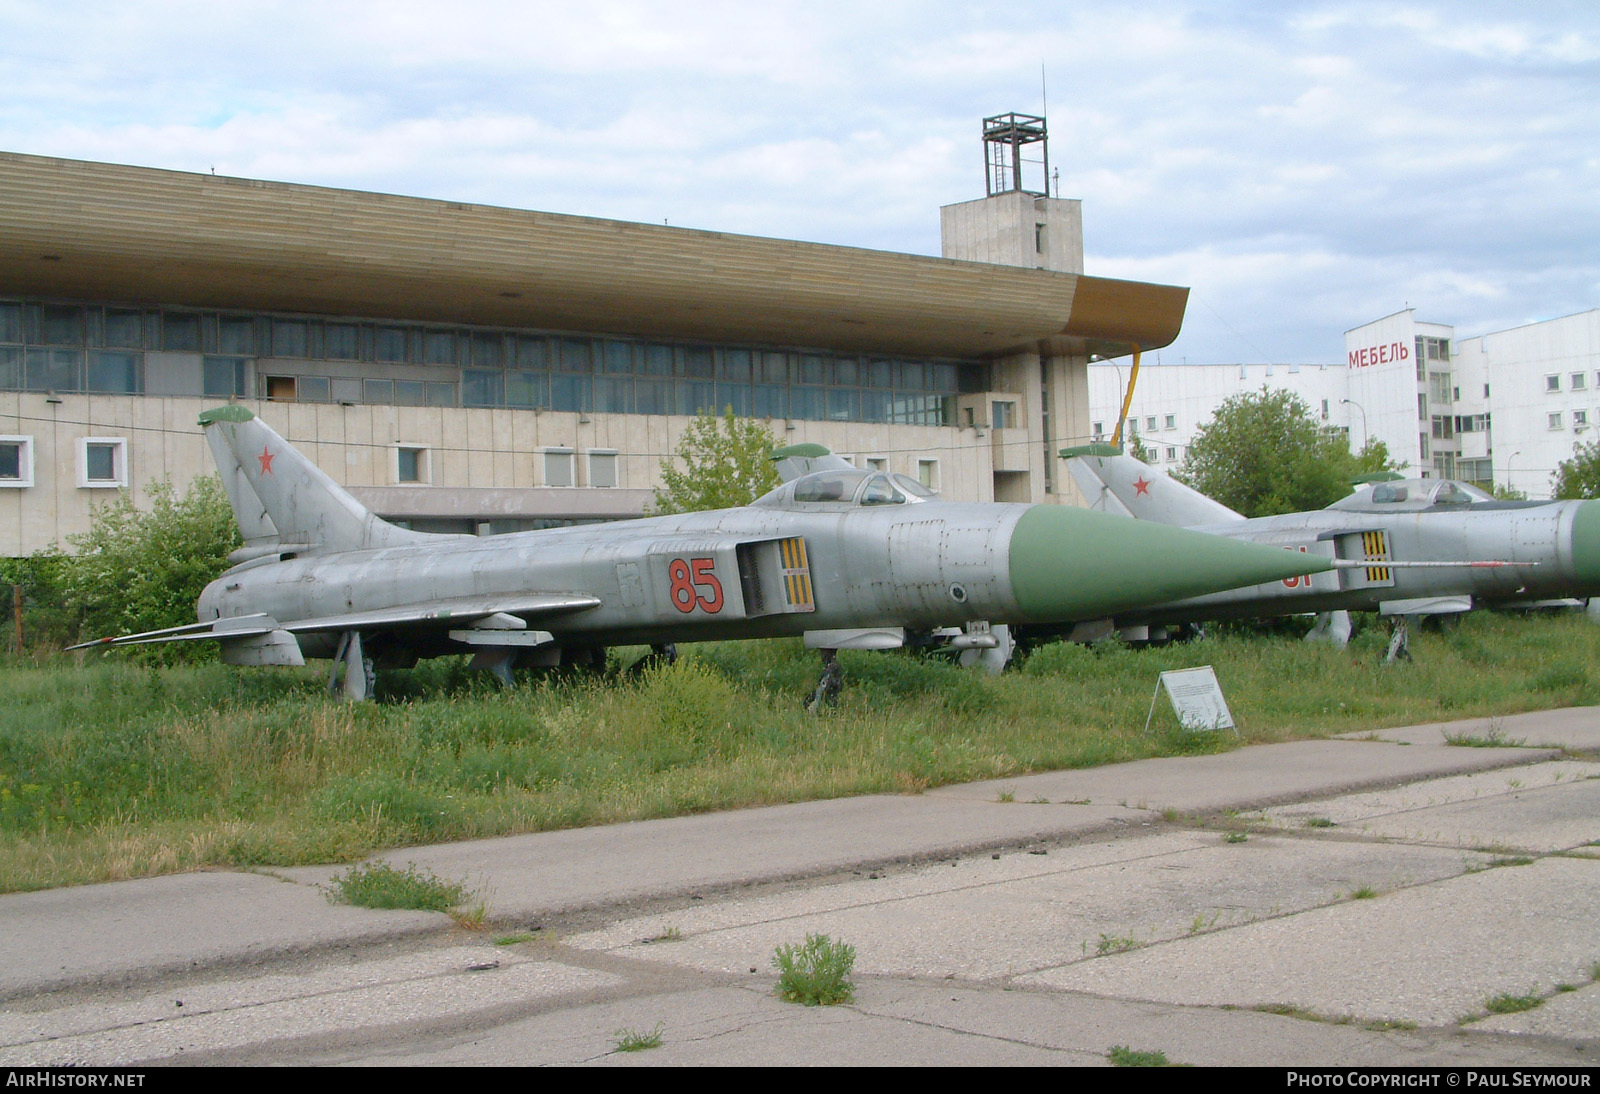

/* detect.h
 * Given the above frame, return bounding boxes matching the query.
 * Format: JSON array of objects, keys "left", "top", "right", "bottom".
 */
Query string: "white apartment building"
[{"left": 1086, "top": 308, "right": 1600, "bottom": 500}]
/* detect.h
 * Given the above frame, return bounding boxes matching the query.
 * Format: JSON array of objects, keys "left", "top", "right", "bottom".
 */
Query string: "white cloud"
[{"left": 0, "top": 0, "right": 1594, "bottom": 361}]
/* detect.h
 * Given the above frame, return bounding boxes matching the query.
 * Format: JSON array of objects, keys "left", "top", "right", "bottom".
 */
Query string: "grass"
[
  {"left": 1253, "top": 1003, "right": 1418, "bottom": 1032},
  {"left": 612, "top": 1023, "right": 664, "bottom": 1052},
  {"left": 772, "top": 934, "right": 856, "bottom": 1006},
  {"left": 1444, "top": 719, "right": 1527, "bottom": 748},
  {"left": 324, "top": 860, "right": 470, "bottom": 912},
  {"left": 1348, "top": 885, "right": 1378, "bottom": 899},
  {"left": 1108, "top": 1045, "right": 1170, "bottom": 1067},
  {"left": 1484, "top": 991, "right": 1544, "bottom": 1015},
  {"left": 1095, "top": 932, "right": 1140, "bottom": 955},
  {"left": 4, "top": 610, "right": 1599, "bottom": 892}
]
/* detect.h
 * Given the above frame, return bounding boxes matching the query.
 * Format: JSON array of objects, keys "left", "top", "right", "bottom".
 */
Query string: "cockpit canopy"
[
  {"left": 753, "top": 469, "right": 935, "bottom": 510},
  {"left": 1326, "top": 478, "right": 1495, "bottom": 513}
]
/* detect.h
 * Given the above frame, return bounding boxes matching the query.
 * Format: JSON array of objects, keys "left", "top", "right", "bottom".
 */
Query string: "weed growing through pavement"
[
  {"left": 612, "top": 1023, "right": 664, "bottom": 1052},
  {"left": 1484, "top": 992, "right": 1543, "bottom": 1015},
  {"left": 1304, "top": 817, "right": 1336, "bottom": 828},
  {"left": 644, "top": 926, "right": 683, "bottom": 943},
  {"left": 772, "top": 934, "right": 855, "bottom": 1005},
  {"left": 996, "top": 788, "right": 1015, "bottom": 803},
  {"left": 1349, "top": 886, "right": 1378, "bottom": 900},
  {"left": 1224, "top": 831, "right": 1248, "bottom": 844},
  {"left": 1108, "top": 1045, "right": 1170, "bottom": 1067},
  {"left": 1096, "top": 933, "right": 1140, "bottom": 955},
  {"left": 324, "top": 860, "right": 471, "bottom": 912},
  {"left": 493, "top": 932, "right": 536, "bottom": 946},
  {"left": 1443, "top": 720, "right": 1526, "bottom": 748}
]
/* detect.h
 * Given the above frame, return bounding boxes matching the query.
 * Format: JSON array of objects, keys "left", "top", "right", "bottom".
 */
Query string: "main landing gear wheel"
[{"left": 805, "top": 649, "right": 844, "bottom": 711}]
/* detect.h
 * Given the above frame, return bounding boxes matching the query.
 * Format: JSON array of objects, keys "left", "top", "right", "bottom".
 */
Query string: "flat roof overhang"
[{"left": 0, "top": 152, "right": 1186, "bottom": 360}]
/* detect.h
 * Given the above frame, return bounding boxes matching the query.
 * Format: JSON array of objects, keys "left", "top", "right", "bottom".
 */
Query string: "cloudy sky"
[{"left": 1, "top": 1, "right": 1595, "bottom": 364}]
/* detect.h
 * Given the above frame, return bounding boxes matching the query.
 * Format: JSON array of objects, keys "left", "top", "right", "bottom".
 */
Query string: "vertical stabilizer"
[
  {"left": 1060, "top": 445, "right": 1245, "bottom": 527},
  {"left": 197, "top": 407, "right": 434, "bottom": 554}
]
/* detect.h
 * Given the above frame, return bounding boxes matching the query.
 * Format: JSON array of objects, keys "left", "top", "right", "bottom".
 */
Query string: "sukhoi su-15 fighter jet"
[
  {"left": 1061, "top": 445, "right": 1600, "bottom": 658},
  {"left": 75, "top": 407, "right": 1360, "bottom": 700}
]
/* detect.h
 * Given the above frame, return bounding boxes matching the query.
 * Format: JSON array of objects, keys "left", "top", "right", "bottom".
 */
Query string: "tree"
[
  {"left": 1553, "top": 440, "right": 1600, "bottom": 499},
  {"left": 60, "top": 475, "right": 241, "bottom": 653},
  {"left": 654, "top": 409, "right": 780, "bottom": 514},
  {"left": 1177, "top": 388, "right": 1400, "bottom": 517},
  {"left": 1125, "top": 430, "right": 1153, "bottom": 465}
]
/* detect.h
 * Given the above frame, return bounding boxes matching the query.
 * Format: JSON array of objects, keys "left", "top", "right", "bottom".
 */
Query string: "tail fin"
[
  {"left": 771, "top": 442, "right": 857, "bottom": 483},
  {"left": 199, "top": 407, "right": 433, "bottom": 555},
  {"left": 1061, "top": 444, "right": 1245, "bottom": 527}
]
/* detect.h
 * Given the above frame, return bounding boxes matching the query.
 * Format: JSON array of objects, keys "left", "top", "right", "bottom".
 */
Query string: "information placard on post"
[{"left": 1145, "top": 665, "right": 1235, "bottom": 734}]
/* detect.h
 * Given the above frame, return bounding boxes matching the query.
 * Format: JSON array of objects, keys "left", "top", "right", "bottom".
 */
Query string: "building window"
[
  {"left": 917, "top": 459, "right": 939, "bottom": 492},
  {"left": 1166, "top": 447, "right": 1178, "bottom": 462},
  {"left": 1165, "top": 413, "right": 1177, "bottom": 429},
  {"left": 1573, "top": 373, "right": 1588, "bottom": 392},
  {"left": 1547, "top": 375, "right": 1561, "bottom": 392},
  {"left": 87, "top": 350, "right": 140, "bottom": 393},
  {"left": 1549, "top": 412, "right": 1563, "bottom": 430},
  {"left": 1575, "top": 411, "right": 1589, "bottom": 430},
  {"left": 542, "top": 448, "right": 575, "bottom": 488},
  {"left": 1145, "top": 416, "right": 1157, "bottom": 432},
  {"left": 396, "top": 445, "right": 428, "bottom": 484},
  {"left": 1321, "top": 399, "right": 1329, "bottom": 421},
  {"left": 203, "top": 356, "right": 249, "bottom": 397},
  {"left": 866, "top": 456, "right": 889, "bottom": 472},
  {"left": 264, "top": 375, "right": 297, "bottom": 401},
  {"left": 1091, "top": 421, "right": 1104, "bottom": 440},
  {"left": 1429, "top": 372, "right": 1452, "bottom": 405},
  {"left": 77, "top": 437, "right": 126, "bottom": 488},
  {"left": 588, "top": 450, "right": 618, "bottom": 488},
  {"left": 0, "top": 435, "right": 34, "bottom": 487},
  {"left": 992, "top": 400, "right": 1017, "bottom": 429}
]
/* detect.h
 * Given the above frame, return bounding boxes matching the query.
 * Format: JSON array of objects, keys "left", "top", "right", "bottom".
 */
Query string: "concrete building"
[
  {"left": 0, "top": 137, "right": 1186, "bottom": 557},
  {"left": 1087, "top": 308, "right": 1600, "bottom": 500}
]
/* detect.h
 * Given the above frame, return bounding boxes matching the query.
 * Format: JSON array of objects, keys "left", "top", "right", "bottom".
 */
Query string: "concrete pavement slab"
[
  {"left": 0, "top": 943, "right": 621, "bottom": 1066},
  {"left": 1258, "top": 766, "right": 1600, "bottom": 853},
  {"left": 566, "top": 832, "right": 1482, "bottom": 982},
  {"left": 0, "top": 871, "right": 443, "bottom": 999},
  {"left": 925, "top": 737, "right": 1556, "bottom": 815},
  {"left": 1021, "top": 856, "right": 1600, "bottom": 1027},
  {"left": 274, "top": 795, "right": 1149, "bottom": 916},
  {"left": 1476, "top": 983, "right": 1600, "bottom": 1041},
  {"left": 1348, "top": 706, "right": 1600, "bottom": 750}
]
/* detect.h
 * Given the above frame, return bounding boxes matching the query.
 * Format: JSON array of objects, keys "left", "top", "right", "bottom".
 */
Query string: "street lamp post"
[
  {"left": 1504, "top": 450, "right": 1523, "bottom": 496},
  {"left": 1340, "top": 398, "right": 1367, "bottom": 450}
]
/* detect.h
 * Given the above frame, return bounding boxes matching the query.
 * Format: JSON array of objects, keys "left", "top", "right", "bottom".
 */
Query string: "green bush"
[
  {"left": 773, "top": 933, "right": 856, "bottom": 1005},
  {"left": 326, "top": 860, "right": 469, "bottom": 911},
  {"left": 45, "top": 476, "right": 240, "bottom": 657}
]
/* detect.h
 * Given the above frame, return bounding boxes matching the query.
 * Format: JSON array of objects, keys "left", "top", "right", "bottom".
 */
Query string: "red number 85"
[{"left": 668, "top": 557, "right": 724, "bottom": 614}]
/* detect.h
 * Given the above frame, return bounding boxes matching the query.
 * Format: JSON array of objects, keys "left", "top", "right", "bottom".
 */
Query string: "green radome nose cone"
[
  {"left": 1571, "top": 500, "right": 1600, "bottom": 587},
  {"left": 1008, "top": 506, "right": 1334, "bottom": 622}
]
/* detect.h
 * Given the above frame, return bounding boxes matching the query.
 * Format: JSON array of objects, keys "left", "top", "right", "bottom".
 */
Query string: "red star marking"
[
  {"left": 257, "top": 446, "right": 276, "bottom": 475},
  {"left": 1132, "top": 476, "right": 1151, "bottom": 497}
]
